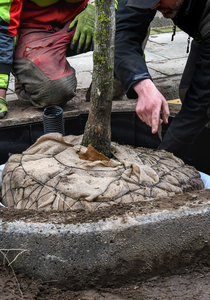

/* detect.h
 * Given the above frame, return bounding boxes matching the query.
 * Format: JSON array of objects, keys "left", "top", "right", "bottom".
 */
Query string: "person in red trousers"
[{"left": 0, "top": 0, "right": 95, "bottom": 118}]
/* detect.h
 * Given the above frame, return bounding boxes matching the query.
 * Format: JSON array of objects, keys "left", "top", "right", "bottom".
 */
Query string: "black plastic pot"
[{"left": 0, "top": 112, "right": 209, "bottom": 174}]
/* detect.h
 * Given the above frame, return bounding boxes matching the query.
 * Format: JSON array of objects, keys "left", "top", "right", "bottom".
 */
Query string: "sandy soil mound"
[{"left": 2, "top": 133, "right": 204, "bottom": 211}]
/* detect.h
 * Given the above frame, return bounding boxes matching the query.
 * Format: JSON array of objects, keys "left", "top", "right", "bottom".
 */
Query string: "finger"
[
  {"left": 71, "top": 37, "right": 80, "bottom": 51},
  {"left": 136, "top": 111, "right": 144, "bottom": 123},
  {"left": 136, "top": 108, "right": 149, "bottom": 127},
  {"left": 85, "top": 34, "right": 92, "bottom": 50},
  {"left": 70, "top": 39, "right": 78, "bottom": 50},
  {"left": 136, "top": 102, "right": 149, "bottom": 126},
  {"left": 67, "top": 20, "right": 77, "bottom": 33},
  {"left": 76, "top": 41, "right": 81, "bottom": 54},
  {"left": 151, "top": 109, "right": 161, "bottom": 134},
  {"left": 70, "top": 40, "right": 74, "bottom": 50},
  {"left": 78, "top": 32, "right": 86, "bottom": 50},
  {"left": 161, "top": 100, "right": 170, "bottom": 124},
  {"left": 71, "top": 26, "right": 80, "bottom": 46},
  {"left": 141, "top": 113, "right": 151, "bottom": 129},
  {"left": 145, "top": 110, "right": 153, "bottom": 128}
]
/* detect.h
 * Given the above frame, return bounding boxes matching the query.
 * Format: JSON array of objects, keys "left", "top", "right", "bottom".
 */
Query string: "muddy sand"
[
  {"left": 1, "top": 260, "right": 210, "bottom": 299},
  {"left": 1, "top": 188, "right": 210, "bottom": 299}
]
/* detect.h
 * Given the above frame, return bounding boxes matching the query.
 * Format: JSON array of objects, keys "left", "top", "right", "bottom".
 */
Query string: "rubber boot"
[{"left": 0, "top": 97, "right": 7, "bottom": 119}]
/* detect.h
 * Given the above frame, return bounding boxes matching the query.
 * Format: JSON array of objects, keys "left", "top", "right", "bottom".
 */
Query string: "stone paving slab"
[
  {"left": 146, "top": 31, "right": 189, "bottom": 77},
  {"left": 147, "top": 58, "right": 187, "bottom": 76},
  {"left": 148, "top": 31, "right": 189, "bottom": 58},
  {"left": 67, "top": 52, "right": 93, "bottom": 89}
]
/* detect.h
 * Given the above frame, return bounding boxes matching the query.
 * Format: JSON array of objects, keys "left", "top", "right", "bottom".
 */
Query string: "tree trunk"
[{"left": 81, "top": 0, "right": 115, "bottom": 158}]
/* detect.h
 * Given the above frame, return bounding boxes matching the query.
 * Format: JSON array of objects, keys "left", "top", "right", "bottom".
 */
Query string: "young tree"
[{"left": 82, "top": 0, "right": 115, "bottom": 158}]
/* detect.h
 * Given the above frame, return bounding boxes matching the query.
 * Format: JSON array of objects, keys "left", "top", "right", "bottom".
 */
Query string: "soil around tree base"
[
  {"left": 1, "top": 189, "right": 210, "bottom": 299},
  {"left": 1, "top": 189, "right": 210, "bottom": 225},
  {"left": 1, "top": 261, "right": 210, "bottom": 299}
]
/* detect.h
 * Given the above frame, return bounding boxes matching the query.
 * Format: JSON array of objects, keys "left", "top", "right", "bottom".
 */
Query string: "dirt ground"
[
  {"left": 1, "top": 188, "right": 210, "bottom": 225},
  {"left": 1, "top": 261, "right": 210, "bottom": 300},
  {"left": 1, "top": 189, "right": 210, "bottom": 300}
]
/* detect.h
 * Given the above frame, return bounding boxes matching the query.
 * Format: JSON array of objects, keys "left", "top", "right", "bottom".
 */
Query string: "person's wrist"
[{"left": 133, "top": 78, "right": 153, "bottom": 94}]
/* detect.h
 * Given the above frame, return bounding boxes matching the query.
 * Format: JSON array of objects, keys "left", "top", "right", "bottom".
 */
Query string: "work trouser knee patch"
[{"left": 13, "top": 58, "right": 77, "bottom": 108}]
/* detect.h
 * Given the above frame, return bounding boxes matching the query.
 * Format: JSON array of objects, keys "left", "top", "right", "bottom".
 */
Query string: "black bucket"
[{"left": 43, "top": 106, "right": 65, "bottom": 135}]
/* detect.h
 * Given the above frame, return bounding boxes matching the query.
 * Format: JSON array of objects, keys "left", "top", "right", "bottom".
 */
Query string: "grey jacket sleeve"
[{"left": 114, "top": 0, "right": 156, "bottom": 98}]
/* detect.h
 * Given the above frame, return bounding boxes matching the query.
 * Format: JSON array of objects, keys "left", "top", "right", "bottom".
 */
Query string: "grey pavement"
[
  {"left": 7, "top": 30, "right": 189, "bottom": 102},
  {"left": 67, "top": 30, "right": 190, "bottom": 100},
  {"left": 146, "top": 31, "right": 189, "bottom": 99},
  {"left": 146, "top": 31, "right": 189, "bottom": 76}
]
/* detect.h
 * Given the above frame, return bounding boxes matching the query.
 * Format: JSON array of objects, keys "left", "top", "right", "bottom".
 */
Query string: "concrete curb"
[{"left": 1, "top": 201, "right": 210, "bottom": 288}]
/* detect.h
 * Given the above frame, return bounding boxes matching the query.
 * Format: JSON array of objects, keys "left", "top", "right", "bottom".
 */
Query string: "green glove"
[
  {"left": 67, "top": 4, "right": 95, "bottom": 53},
  {"left": 0, "top": 97, "right": 7, "bottom": 119},
  {"left": 115, "top": 0, "right": 118, "bottom": 9}
]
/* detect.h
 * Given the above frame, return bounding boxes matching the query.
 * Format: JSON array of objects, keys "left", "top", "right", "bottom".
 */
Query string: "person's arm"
[
  {"left": 115, "top": 0, "right": 155, "bottom": 98},
  {"left": 115, "top": 0, "right": 169, "bottom": 133}
]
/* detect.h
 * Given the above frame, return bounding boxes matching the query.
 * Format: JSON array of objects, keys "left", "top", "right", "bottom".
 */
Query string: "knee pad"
[
  {"left": 14, "top": 58, "right": 77, "bottom": 108},
  {"left": 13, "top": 24, "right": 77, "bottom": 108}
]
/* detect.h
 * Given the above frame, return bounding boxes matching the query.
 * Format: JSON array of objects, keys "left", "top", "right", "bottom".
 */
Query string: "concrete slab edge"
[{"left": 1, "top": 204, "right": 210, "bottom": 288}]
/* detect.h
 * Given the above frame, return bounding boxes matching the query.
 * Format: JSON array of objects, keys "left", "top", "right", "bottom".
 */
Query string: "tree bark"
[{"left": 82, "top": 0, "right": 115, "bottom": 158}]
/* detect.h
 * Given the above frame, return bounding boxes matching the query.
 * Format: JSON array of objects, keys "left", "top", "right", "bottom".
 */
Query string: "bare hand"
[{"left": 133, "top": 79, "right": 170, "bottom": 134}]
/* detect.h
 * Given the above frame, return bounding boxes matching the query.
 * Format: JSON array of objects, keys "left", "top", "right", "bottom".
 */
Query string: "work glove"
[
  {"left": 0, "top": 97, "right": 7, "bottom": 119},
  {"left": 67, "top": 4, "right": 95, "bottom": 54}
]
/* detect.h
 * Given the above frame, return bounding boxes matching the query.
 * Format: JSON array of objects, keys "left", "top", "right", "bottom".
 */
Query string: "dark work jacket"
[
  {"left": 115, "top": 0, "right": 155, "bottom": 98},
  {"left": 115, "top": 0, "right": 210, "bottom": 159}
]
